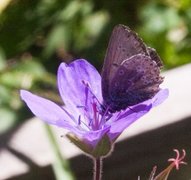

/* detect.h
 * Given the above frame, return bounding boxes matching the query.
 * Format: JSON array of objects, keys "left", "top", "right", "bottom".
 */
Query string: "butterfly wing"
[
  {"left": 107, "top": 54, "right": 163, "bottom": 112},
  {"left": 101, "top": 24, "right": 163, "bottom": 112},
  {"left": 147, "top": 47, "right": 163, "bottom": 68},
  {"left": 102, "top": 24, "right": 147, "bottom": 110}
]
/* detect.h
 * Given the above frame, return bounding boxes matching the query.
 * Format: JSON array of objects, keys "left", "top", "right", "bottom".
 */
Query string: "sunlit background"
[{"left": 0, "top": 0, "right": 191, "bottom": 179}]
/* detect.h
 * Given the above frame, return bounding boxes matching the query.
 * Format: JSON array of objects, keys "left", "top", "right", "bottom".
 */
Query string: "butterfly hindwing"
[{"left": 105, "top": 54, "right": 163, "bottom": 112}]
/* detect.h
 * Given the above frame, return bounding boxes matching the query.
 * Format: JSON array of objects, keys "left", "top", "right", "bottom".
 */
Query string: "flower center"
[{"left": 80, "top": 80, "right": 111, "bottom": 131}]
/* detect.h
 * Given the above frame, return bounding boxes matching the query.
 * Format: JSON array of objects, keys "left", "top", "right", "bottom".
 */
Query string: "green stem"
[
  {"left": 45, "top": 124, "right": 75, "bottom": 180},
  {"left": 94, "top": 158, "right": 102, "bottom": 180}
]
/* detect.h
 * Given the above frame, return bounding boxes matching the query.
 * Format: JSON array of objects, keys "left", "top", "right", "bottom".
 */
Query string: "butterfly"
[{"left": 101, "top": 24, "right": 164, "bottom": 113}]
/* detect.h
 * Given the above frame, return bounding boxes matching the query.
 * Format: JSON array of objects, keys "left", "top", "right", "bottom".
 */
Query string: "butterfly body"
[{"left": 101, "top": 25, "right": 163, "bottom": 113}]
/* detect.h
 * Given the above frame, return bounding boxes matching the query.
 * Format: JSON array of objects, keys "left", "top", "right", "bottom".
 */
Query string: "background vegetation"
[{"left": 0, "top": 0, "right": 191, "bottom": 144}]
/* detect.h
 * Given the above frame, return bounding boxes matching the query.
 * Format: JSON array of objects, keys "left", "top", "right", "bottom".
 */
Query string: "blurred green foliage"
[{"left": 0, "top": 0, "right": 191, "bottom": 133}]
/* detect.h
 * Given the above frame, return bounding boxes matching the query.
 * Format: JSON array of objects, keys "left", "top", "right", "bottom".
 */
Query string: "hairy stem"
[{"left": 93, "top": 158, "right": 102, "bottom": 180}]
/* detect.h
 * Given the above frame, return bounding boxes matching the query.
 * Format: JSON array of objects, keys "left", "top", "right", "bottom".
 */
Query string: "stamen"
[
  {"left": 79, "top": 120, "right": 91, "bottom": 131},
  {"left": 100, "top": 106, "right": 111, "bottom": 126},
  {"left": 78, "top": 115, "right": 81, "bottom": 125},
  {"left": 82, "top": 80, "right": 102, "bottom": 107},
  {"left": 76, "top": 105, "right": 85, "bottom": 109},
  {"left": 81, "top": 79, "right": 108, "bottom": 131},
  {"left": 88, "top": 118, "right": 93, "bottom": 127},
  {"left": 76, "top": 115, "right": 92, "bottom": 130},
  {"left": 60, "top": 106, "right": 76, "bottom": 123},
  {"left": 82, "top": 80, "right": 89, "bottom": 111},
  {"left": 92, "top": 101, "right": 99, "bottom": 130}
]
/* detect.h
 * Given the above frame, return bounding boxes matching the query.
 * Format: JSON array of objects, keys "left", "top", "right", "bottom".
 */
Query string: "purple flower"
[{"left": 20, "top": 59, "right": 168, "bottom": 156}]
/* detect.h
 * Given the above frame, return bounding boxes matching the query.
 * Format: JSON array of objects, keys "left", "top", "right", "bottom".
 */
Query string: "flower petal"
[
  {"left": 20, "top": 90, "right": 74, "bottom": 127},
  {"left": 106, "top": 89, "right": 168, "bottom": 141},
  {"left": 151, "top": 88, "right": 169, "bottom": 107},
  {"left": 107, "top": 103, "right": 151, "bottom": 141},
  {"left": 69, "top": 126, "right": 111, "bottom": 147},
  {"left": 57, "top": 59, "right": 102, "bottom": 112}
]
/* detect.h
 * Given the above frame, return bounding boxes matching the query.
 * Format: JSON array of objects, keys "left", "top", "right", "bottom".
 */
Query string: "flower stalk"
[{"left": 94, "top": 158, "right": 102, "bottom": 180}]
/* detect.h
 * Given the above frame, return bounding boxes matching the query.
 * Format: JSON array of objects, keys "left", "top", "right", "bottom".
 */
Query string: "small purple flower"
[{"left": 20, "top": 59, "right": 168, "bottom": 156}]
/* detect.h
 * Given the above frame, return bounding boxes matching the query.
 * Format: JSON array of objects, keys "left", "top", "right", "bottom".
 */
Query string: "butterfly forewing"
[
  {"left": 102, "top": 25, "right": 148, "bottom": 80},
  {"left": 102, "top": 25, "right": 148, "bottom": 98},
  {"left": 147, "top": 47, "right": 163, "bottom": 68}
]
